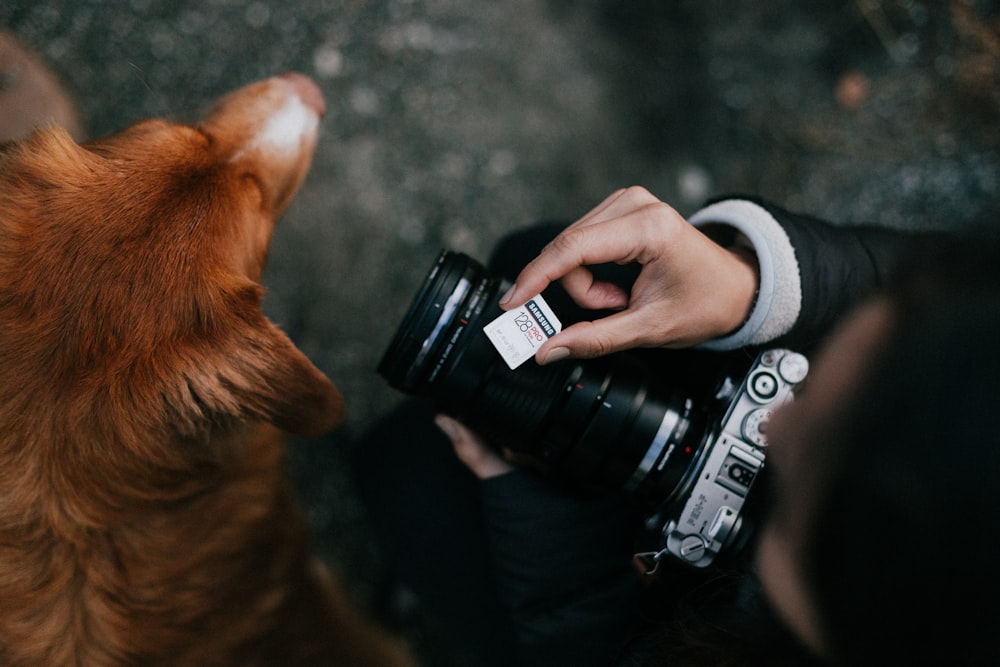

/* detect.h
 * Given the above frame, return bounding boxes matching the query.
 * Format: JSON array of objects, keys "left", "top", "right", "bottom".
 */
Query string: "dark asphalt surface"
[{"left": 4, "top": 0, "right": 998, "bottom": 660}]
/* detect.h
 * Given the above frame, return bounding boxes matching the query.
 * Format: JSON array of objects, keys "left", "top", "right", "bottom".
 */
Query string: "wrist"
[
  {"left": 725, "top": 244, "right": 761, "bottom": 335},
  {"left": 690, "top": 198, "right": 803, "bottom": 350}
]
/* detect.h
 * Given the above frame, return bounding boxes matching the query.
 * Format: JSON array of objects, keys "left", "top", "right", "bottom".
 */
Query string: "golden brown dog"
[{"left": 0, "top": 73, "right": 414, "bottom": 666}]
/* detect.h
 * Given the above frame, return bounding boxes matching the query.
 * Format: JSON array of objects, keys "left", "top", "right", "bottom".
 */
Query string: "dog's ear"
[{"left": 175, "top": 313, "right": 344, "bottom": 438}]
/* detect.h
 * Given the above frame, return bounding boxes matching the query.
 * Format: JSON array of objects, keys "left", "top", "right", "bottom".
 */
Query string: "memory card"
[{"left": 483, "top": 294, "right": 563, "bottom": 369}]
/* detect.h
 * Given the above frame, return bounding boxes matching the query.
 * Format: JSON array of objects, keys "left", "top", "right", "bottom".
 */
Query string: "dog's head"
[{"left": 0, "top": 73, "right": 342, "bottom": 444}]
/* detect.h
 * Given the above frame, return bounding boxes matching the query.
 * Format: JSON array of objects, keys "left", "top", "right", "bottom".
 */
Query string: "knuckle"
[
  {"left": 622, "top": 185, "right": 653, "bottom": 202},
  {"left": 643, "top": 201, "right": 681, "bottom": 227},
  {"left": 546, "top": 228, "right": 587, "bottom": 263},
  {"left": 577, "top": 322, "right": 618, "bottom": 358},
  {"left": 590, "top": 334, "right": 618, "bottom": 357},
  {"left": 635, "top": 203, "right": 685, "bottom": 247},
  {"left": 547, "top": 231, "right": 577, "bottom": 255}
]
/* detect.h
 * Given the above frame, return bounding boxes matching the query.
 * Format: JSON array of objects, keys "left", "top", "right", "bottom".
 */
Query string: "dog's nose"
[{"left": 279, "top": 72, "right": 326, "bottom": 117}]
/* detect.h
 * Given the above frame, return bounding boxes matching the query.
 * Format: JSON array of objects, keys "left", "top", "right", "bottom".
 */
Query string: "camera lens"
[{"left": 378, "top": 251, "right": 714, "bottom": 504}]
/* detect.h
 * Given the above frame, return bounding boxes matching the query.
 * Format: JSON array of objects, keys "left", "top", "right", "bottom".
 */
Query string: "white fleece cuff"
[{"left": 689, "top": 199, "right": 802, "bottom": 350}]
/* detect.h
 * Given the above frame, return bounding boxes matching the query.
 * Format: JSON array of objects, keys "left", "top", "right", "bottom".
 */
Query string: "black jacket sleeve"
[
  {"left": 755, "top": 200, "right": 930, "bottom": 349},
  {"left": 692, "top": 197, "right": 947, "bottom": 352}
]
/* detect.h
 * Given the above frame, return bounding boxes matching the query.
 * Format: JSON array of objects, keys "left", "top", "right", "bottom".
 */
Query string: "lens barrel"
[{"left": 378, "top": 251, "right": 713, "bottom": 503}]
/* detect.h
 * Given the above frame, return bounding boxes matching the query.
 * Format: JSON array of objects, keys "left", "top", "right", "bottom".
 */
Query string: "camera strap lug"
[{"left": 632, "top": 549, "right": 669, "bottom": 579}]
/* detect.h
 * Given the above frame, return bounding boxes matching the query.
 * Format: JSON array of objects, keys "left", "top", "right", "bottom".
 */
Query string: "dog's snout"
[
  {"left": 279, "top": 72, "right": 326, "bottom": 117},
  {"left": 193, "top": 74, "right": 326, "bottom": 218},
  {"left": 199, "top": 73, "right": 326, "bottom": 153}
]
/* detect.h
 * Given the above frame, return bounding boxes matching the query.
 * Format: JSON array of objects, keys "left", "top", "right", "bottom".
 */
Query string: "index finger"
[{"left": 500, "top": 205, "right": 672, "bottom": 309}]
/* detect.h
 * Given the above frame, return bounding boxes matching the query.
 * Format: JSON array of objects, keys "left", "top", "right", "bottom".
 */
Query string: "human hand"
[
  {"left": 498, "top": 187, "right": 760, "bottom": 363},
  {"left": 435, "top": 414, "right": 514, "bottom": 480}
]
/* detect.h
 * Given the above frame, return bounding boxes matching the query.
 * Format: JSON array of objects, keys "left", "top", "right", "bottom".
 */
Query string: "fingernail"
[
  {"left": 434, "top": 415, "right": 461, "bottom": 442},
  {"left": 540, "top": 347, "right": 571, "bottom": 365},
  {"left": 498, "top": 284, "right": 516, "bottom": 307}
]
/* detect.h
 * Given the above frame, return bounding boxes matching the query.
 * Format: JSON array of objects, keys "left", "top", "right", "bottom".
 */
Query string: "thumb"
[{"left": 535, "top": 312, "right": 649, "bottom": 363}]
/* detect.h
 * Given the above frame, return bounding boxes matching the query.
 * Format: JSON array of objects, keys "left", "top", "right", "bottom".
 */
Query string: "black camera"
[{"left": 378, "top": 250, "right": 808, "bottom": 568}]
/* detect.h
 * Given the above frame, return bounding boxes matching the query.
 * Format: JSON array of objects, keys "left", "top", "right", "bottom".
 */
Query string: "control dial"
[{"left": 742, "top": 408, "right": 772, "bottom": 447}]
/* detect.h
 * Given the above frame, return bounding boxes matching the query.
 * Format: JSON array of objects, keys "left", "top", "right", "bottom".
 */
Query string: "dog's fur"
[{"left": 0, "top": 74, "right": 414, "bottom": 665}]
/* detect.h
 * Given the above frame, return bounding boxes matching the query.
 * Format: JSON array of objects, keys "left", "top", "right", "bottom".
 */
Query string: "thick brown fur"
[{"left": 0, "top": 74, "right": 414, "bottom": 666}]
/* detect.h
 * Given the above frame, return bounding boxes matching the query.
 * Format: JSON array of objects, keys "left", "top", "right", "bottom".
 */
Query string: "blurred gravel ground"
[{"left": 4, "top": 0, "right": 998, "bottom": 648}]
